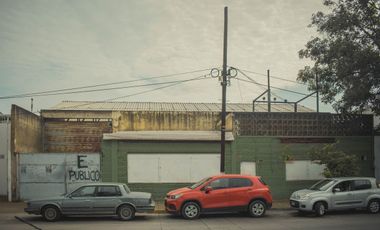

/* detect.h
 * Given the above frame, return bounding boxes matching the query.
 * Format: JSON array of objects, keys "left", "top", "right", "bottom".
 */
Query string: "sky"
[{"left": 0, "top": 0, "right": 332, "bottom": 114}]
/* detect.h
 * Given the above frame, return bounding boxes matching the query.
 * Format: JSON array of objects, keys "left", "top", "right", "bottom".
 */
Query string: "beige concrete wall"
[{"left": 112, "top": 111, "right": 233, "bottom": 132}]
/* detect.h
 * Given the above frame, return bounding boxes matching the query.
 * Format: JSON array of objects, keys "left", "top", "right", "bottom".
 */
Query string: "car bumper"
[
  {"left": 164, "top": 199, "right": 181, "bottom": 214},
  {"left": 136, "top": 201, "right": 156, "bottom": 213},
  {"left": 24, "top": 207, "right": 40, "bottom": 215},
  {"left": 289, "top": 199, "right": 313, "bottom": 211}
]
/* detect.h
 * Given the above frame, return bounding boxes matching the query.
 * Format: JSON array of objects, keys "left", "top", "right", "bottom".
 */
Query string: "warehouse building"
[{"left": 5, "top": 101, "right": 374, "bottom": 201}]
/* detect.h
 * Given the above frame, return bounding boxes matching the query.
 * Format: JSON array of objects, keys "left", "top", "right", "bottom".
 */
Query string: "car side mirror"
[
  {"left": 205, "top": 186, "right": 213, "bottom": 194},
  {"left": 333, "top": 187, "right": 341, "bottom": 193}
]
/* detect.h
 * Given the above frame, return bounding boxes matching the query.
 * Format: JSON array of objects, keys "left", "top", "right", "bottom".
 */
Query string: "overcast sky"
[{"left": 0, "top": 0, "right": 332, "bottom": 114}]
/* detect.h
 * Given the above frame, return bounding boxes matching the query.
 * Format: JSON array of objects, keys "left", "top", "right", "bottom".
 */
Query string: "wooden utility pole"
[{"left": 220, "top": 6, "right": 228, "bottom": 173}]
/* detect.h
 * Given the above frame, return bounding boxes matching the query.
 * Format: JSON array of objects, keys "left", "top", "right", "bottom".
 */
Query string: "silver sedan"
[{"left": 24, "top": 183, "right": 155, "bottom": 221}]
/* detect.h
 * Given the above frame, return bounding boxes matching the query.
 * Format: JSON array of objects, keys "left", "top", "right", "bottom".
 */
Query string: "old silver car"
[
  {"left": 290, "top": 177, "right": 380, "bottom": 216},
  {"left": 24, "top": 183, "right": 155, "bottom": 221}
]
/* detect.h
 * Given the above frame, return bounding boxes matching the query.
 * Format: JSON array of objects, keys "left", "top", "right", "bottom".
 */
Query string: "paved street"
[{"left": 1, "top": 209, "right": 380, "bottom": 230}]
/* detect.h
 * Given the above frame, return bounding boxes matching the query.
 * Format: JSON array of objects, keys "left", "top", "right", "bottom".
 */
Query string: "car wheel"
[
  {"left": 367, "top": 200, "right": 380, "bottom": 214},
  {"left": 42, "top": 205, "right": 61, "bottom": 222},
  {"left": 249, "top": 200, "right": 266, "bottom": 217},
  {"left": 314, "top": 202, "right": 326, "bottom": 217},
  {"left": 181, "top": 202, "right": 201, "bottom": 220},
  {"left": 118, "top": 205, "right": 135, "bottom": 221}
]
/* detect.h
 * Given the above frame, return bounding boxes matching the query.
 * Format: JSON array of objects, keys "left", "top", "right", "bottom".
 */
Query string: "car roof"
[
  {"left": 211, "top": 174, "right": 259, "bottom": 179},
  {"left": 80, "top": 182, "right": 126, "bottom": 186},
  {"left": 330, "top": 177, "right": 375, "bottom": 181}
]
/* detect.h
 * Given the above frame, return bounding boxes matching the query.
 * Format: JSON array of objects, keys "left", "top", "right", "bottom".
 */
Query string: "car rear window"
[
  {"left": 96, "top": 186, "right": 122, "bottom": 197},
  {"left": 229, "top": 178, "right": 253, "bottom": 188},
  {"left": 354, "top": 180, "right": 372, "bottom": 190}
]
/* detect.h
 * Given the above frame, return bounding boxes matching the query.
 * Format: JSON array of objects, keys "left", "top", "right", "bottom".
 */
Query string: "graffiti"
[
  {"left": 68, "top": 154, "right": 101, "bottom": 181},
  {"left": 68, "top": 170, "right": 101, "bottom": 181}
]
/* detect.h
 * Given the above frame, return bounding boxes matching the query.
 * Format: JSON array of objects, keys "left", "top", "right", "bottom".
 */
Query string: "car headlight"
[
  {"left": 170, "top": 194, "right": 183, "bottom": 200},
  {"left": 299, "top": 194, "right": 310, "bottom": 200}
]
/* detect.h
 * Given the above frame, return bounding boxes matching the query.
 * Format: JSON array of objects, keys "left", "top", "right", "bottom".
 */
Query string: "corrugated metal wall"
[
  {"left": 19, "top": 153, "right": 100, "bottom": 200},
  {"left": 44, "top": 121, "right": 112, "bottom": 152}
]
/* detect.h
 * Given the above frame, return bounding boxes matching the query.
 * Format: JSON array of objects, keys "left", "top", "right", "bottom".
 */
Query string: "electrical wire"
[
  {"left": 237, "top": 68, "right": 307, "bottom": 85},
  {"left": 58, "top": 74, "right": 212, "bottom": 109},
  {"left": 0, "top": 68, "right": 213, "bottom": 99}
]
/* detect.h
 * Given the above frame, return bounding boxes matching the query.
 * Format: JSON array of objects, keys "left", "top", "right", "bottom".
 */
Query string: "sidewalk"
[{"left": 0, "top": 200, "right": 290, "bottom": 214}]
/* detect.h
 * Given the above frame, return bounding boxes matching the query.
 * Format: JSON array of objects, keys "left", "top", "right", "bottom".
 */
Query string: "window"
[
  {"left": 333, "top": 181, "right": 353, "bottom": 192},
  {"left": 209, "top": 178, "right": 229, "bottom": 190},
  {"left": 96, "top": 186, "right": 121, "bottom": 197},
  {"left": 354, "top": 180, "right": 372, "bottom": 190},
  {"left": 71, "top": 186, "right": 96, "bottom": 197},
  {"left": 229, "top": 178, "right": 253, "bottom": 188}
]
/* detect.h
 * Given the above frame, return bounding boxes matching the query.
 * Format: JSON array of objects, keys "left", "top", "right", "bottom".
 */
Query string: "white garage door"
[
  {"left": 240, "top": 162, "right": 256, "bottom": 176},
  {"left": 128, "top": 154, "right": 220, "bottom": 183},
  {"left": 286, "top": 160, "right": 325, "bottom": 181}
]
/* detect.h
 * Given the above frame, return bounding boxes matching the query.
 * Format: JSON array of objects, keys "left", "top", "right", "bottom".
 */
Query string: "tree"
[
  {"left": 310, "top": 143, "right": 359, "bottom": 177},
  {"left": 298, "top": 0, "right": 380, "bottom": 115}
]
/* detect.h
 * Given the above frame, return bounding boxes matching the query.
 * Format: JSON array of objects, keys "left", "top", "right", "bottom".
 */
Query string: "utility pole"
[
  {"left": 220, "top": 6, "right": 228, "bottom": 173},
  {"left": 316, "top": 73, "right": 319, "bottom": 113},
  {"left": 267, "top": 69, "right": 271, "bottom": 112},
  {"left": 31, "top": 98, "right": 33, "bottom": 112}
]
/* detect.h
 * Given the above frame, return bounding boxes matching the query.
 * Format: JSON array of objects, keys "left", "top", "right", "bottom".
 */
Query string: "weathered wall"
[
  {"left": 11, "top": 105, "right": 42, "bottom": 200},
  {"left": 112, "top": 111, "right": 233, "bottom": 132},
  {"left": 232, "top": 136, "right": 374, "bottom": 199},
  {"left": 44, "top": 121, "right": 112, "bottom": 152},
  {"left": 11, "top": 105, "right": 42, "bottom": 153},
  {"left": 101, "top": 140, "right": 233, "bottom": 201},
  {"left": 0, "top": 117, "right": 10, "bottom": 197}
]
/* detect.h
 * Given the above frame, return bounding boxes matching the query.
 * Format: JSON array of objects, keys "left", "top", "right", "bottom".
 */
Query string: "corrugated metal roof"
[
  {"left": 103, "top": 131, "right": 234, "bottom": 141},
  {"left": 49, "top": 101, "right": 314, "bottom": 112}
]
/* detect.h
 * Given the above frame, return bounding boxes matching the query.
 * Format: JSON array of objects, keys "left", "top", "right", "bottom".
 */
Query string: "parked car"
[
  {"left": 290, "top": 177, "right": 380, "bottom": 216},
  {"left": 24, "top": 183, "right": 155, "bottom": 221},
  {"left": 165, "top": 174, "right": 272, "bottom": 219}
]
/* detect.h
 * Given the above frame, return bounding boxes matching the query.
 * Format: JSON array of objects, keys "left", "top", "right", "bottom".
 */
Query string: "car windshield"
[
  {"left": 189, "top": 177, "right": 212, "bottom": 189},
  {"left": 309, "top": 179, "right": 335, "bottom": 191}
]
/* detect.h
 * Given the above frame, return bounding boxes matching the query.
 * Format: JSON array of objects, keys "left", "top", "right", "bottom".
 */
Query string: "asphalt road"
[{"left": 1, "top": 210, "right": 380, "bottom": 230}]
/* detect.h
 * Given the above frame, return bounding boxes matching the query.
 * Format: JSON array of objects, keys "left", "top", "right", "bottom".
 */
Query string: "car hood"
[
  {"left": 128, "top": 192, "right": 151, "bottom": 199},
  {"left": 167, "top": 187, "right": 192, "bottom": 196},
  {"left": 291, "top": 189, "right": 323, "bottom": 199},
  {"left": 27, "top": 195, "right": 66, "bottom": 203}
]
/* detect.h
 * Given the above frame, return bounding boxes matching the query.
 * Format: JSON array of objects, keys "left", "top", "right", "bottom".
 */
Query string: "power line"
[
  {"left": 237, "top": 68, "right": 307, "bottom": 85},
  {"left": 0, "top": 68, "right": 212, "bottom": 99},
  {"left": 58, "top": 74, "right": 211, "bottom": 109},
  {"left": 236, "top": 78, "right": 312, "bottom": 96}
]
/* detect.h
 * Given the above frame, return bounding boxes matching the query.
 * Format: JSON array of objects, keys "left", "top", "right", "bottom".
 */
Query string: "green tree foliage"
[
  {"left": 298, "top": 0, "right": 380, "bottom": 115},
  {"left": 310, "top": 143, "right": 359, "bottom": 177}
]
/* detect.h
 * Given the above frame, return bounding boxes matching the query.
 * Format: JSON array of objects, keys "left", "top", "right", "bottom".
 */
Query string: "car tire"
[
  {"left": 181, "top": 202, "right": 201, "bottom": 220},
  {"left": 367, "top": 200, "right": 380, "bottom": 214},
  {"left": 314, "top": 202, "right": 326, "bottom": 217},
  {"left": 42, "top": 205, "right": 61, "bottom": 222},
  {"left": 118, "top": 204, "right": 135, "bottom": 221},
  {"left": 248, "top": 200, "right": 266, "bottom": 217}
]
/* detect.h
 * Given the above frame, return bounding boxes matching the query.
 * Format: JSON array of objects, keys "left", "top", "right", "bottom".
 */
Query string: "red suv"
[{"left": 165, "top": 174, "right": 272, "bottom": 219}]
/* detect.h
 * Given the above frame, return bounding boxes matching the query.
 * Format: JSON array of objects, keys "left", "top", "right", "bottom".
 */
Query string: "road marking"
[{"left": 14, "top": 216, "right": 42, "bottom": 230}]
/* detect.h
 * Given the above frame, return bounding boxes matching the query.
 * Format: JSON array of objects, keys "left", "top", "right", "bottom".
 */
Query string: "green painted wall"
[
  {"left": 231, "top": 136, "right": 374, "bottom": 199},
  {"left": 101, "top": 140, "right": 233, "bottom": 201},
  {"left": 101, "top": 137, "right": 374, "bottom": 201}
]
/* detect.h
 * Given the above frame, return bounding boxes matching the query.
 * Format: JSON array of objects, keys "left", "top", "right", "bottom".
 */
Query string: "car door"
[
  {"left": 61, "top": 185, "right": 96, "bottom": 214},
  {"left": 330, "top": 180, "right": 356, "bottom": 210},
  {"left": 201, "top": 178, "right": 230, "bottom": 210},
  {"left": 91, "top": 185, "right": 123, "bottom": 214},
  {"left": 352, "top": 179, "right": 372, "bottom": 208},
  {"left": 227, "top": 178, "right": 253, "bottom": 208}
]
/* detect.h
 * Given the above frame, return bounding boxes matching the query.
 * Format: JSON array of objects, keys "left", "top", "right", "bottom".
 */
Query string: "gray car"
[
  {"left": 290, "top": 177, "right": 380, "bottom": 216},
  {"left": 24, "top": 183, "right": 155, "bottom": 221}
]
